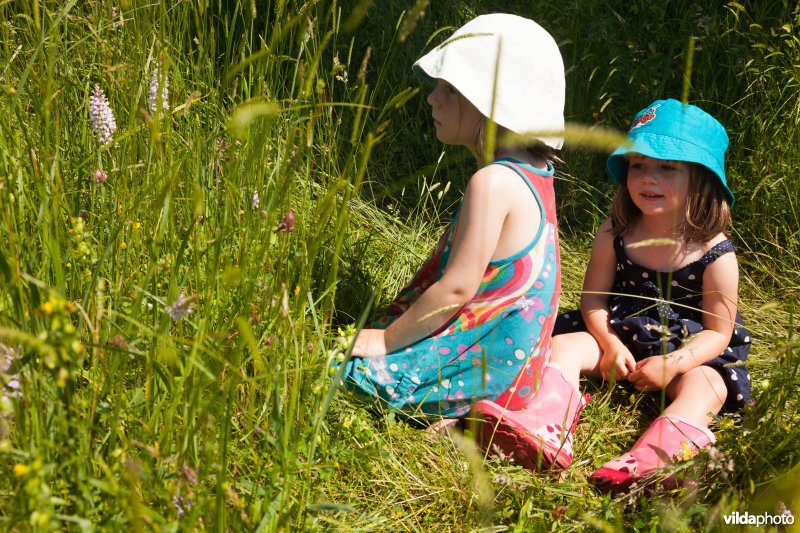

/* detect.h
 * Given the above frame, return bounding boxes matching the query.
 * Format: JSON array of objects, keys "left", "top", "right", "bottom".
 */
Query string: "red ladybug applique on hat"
[{"left": 630, "top": 104, "right": 661, "bottom": 130}]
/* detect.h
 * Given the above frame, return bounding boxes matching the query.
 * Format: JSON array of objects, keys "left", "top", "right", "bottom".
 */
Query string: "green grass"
[{"left": 0, "top": 0, "right": 798, "bottom": 530}]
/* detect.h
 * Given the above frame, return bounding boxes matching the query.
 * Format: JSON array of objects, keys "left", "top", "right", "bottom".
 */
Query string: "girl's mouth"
[{"left": 640, "top": 192, "right": 663, "bottom": 200}]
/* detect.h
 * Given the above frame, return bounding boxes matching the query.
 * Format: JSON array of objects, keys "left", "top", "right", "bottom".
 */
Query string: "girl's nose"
[
  {"left": 427, "top": 83, "right": 444, "bottom": 107},
  {"left": 641, "top": 170, "right": 658, "bottom": 183},
  {"left": 426, "top": 88, "right": 436, "bottom": 107}
]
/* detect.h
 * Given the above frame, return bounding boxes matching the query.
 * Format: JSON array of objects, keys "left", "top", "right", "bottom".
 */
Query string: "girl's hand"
[
  {"left": 351, "top": 329, "right": 388, "bottom": 358},
  {"left": 598, "top": 343, "right": 637, "bottom": 381},
  {"left": 628, "top": 356, "right": 679, "bottom": 391}
]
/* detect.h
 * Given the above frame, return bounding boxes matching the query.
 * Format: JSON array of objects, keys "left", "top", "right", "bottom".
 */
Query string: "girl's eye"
[{"left": 629, "top": 163, "right": 644, "bottom": 170}]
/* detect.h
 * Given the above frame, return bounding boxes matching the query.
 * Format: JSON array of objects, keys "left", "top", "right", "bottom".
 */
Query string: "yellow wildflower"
[
  {"left": 57, "top": 368, "right": 69, "bottom": 388},
  {"left": 675, "top": 441, "right": 697, "bottom": 461}
]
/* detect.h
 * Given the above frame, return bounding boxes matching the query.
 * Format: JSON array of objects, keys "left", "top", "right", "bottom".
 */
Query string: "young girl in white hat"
[
  {"left": 473, "top": 99, "right": 751, "bottom": 493},
  {"left": 342, "top": 14, "right": 566, "bottom": 424}
]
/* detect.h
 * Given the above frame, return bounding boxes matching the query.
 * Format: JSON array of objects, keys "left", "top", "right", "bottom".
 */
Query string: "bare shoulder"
[
  {"left": 463, "top": 163, "right": 535, "bottom": 216},
  {"left": 467, "top": 162, "right": 524, "bottom": 192},
  {"left": 707, "top": 232, "right": 732, "bottom": 249},
  {"left": 593, "top": 218, "right": 616, "bottom": 245},
  {"left": 586, "top": 218, "right": 616, "bottom": 264},
  {"left": 704, "top": 233, "right": 739, "bottom": 278}
]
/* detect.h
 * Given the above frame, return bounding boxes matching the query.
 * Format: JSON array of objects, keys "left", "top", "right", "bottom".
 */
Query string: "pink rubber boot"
[
  {"left": 471, "top": 363, "right": 590, "bottom": 471},
  {"left": 589, "top": 414, "right": 715, "bottom": 493}
]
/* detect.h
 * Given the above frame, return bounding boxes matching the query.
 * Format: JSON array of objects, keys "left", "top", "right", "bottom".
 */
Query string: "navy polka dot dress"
[{"left": 554, "top": 236, "right": 751, "bottom": 413}]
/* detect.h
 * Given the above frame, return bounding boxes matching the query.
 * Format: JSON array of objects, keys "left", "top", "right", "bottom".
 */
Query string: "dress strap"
[
  {"left": 698, "top": 239, "right": 736, "bottom": 266},
  {"left": 613, "top": 235, "right": 630, "bottom": 265}
]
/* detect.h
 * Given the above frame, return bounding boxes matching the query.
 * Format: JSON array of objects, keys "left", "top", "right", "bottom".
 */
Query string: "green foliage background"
[{"left": 0, "top": 0, "right": 797, "bottom": 530}]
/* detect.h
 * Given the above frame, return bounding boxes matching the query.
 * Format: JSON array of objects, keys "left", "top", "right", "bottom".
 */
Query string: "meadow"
[{"left": 0, "top": 0, "right": 798, "bottom": 530}]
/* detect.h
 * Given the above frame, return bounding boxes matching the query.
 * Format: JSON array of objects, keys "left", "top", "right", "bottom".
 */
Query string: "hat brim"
[
  {"left": 412, "top": 63, "right": 436, "bottom": 88},
  {"left": 606, "top": 132, "right": 735, "bottom": 205}
]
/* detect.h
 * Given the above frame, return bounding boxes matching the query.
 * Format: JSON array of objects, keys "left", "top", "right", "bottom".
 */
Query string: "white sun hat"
[{"left": 412, "top": 13, "right": 565, "bottom": 150}]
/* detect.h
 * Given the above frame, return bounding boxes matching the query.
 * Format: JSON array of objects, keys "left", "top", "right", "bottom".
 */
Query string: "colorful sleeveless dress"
[
  {"left": 341, "top": 158, "right": 561, "bottom": 419},
  {"left": 554, "top": 236, "right": 751, "bottom": 413}
]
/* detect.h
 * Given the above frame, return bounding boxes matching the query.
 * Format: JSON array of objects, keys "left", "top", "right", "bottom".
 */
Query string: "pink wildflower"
[
  {"left": 278, "top": 209, "right": 295, "bottom": 232},
  {"left": 89, "top": 85, "right": 117, "bottom": 145}
]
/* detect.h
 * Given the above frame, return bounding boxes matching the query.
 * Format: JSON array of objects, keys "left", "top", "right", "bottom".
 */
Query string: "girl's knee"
[
  {"left": 550, "top": 332, "right": 602, "bottom": 374},
  {"left": 552, "top": 331, "right": 596, "bottom": 353},
  {"left": 669, "top": 366, "right": 728, "bottom": 406},
  {"left": 706, "top": 368, "right": 729, "bottom": 406},
  {"left": 551, "top": 333, "right": 580, "bottom": 362}
]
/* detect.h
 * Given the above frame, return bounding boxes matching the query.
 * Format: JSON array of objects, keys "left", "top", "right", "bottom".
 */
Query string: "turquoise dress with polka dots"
[{"left": 341, "top": 158, "right": 561, "bottom": 419}]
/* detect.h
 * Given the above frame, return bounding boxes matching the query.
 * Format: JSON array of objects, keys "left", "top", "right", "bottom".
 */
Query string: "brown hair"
[
  {"left": 611, "top": 162, "right": 732, "bottom": 244},
  {"left": 475, "top": 120, "right": 559, "bottom": 164}
]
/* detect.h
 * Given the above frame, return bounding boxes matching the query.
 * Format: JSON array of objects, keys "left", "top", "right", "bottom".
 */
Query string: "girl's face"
[
  {"left": 626, "top": 154, "right": 690, "bottom": 219},
  {"left": 426, "top": 79, "right": 483, "bottom": 150}
]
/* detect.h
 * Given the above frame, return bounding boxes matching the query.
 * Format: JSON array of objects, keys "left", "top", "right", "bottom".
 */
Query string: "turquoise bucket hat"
[{"left": 606, "top": 99, "right": 734, "bottom": 205}]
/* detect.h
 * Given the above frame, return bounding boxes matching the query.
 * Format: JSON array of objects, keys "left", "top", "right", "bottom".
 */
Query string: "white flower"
[
  {"left": 0, "top": 344, "right": 21, "bottom": 401},
  {"left": 165, "top": 293, "right": 194, "bottom": 322},
  {"left": 172, "top": 494, "right": 193, "bottom": 518},
  {"left": 148, "top": 66, "right": 169, "bottom": 112},
  {"left": 89, "top": 85, "right": 117, "bottom": 145},
  {"left": 251, "top": 191, "right": 260, "bottom": 210}
]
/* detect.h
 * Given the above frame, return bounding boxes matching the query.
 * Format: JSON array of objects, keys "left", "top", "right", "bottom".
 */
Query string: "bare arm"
[
  {"left": 580, "top": 219, "right": 637, "bottom": 379},
  {"left": 352, "top": 165, "right": 531, "bottom": 356}
]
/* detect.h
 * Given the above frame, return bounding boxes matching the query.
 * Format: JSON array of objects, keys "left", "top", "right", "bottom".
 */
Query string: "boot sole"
[{"left": 589, "top": 467, "right": 697, "bottom": 494}]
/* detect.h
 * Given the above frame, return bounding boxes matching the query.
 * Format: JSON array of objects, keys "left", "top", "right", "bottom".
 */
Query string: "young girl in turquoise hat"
[
  {"left": 340, "top": 14, "right": 566, "bottom": 427},
  {"left": 473, "top": 99, "right": 751, "bottom": 493}
]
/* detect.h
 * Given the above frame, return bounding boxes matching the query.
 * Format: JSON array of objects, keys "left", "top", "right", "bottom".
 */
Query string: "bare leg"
[
  {"left": 427, "top": 418, "right": 459, "bottom": 435},
  {"left": 665, "top": 366, "right": 727, "bottom": 427},
  {"left": 549, "top": 332, "right": 604, "bottom": 388}
]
